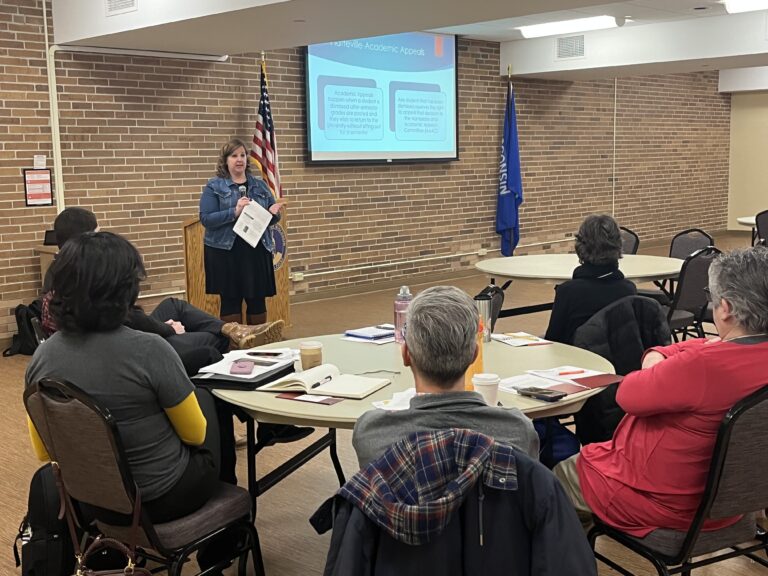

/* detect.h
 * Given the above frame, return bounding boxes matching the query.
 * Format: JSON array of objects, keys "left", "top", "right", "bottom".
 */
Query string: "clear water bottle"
[{"left": 394, "top": 286, "right": 412, "bottom": 344}]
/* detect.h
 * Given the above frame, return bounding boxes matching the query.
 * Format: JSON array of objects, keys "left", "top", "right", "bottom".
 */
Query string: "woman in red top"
[{"left": 555, "top": 247, "right": 768, "bottom": 536}]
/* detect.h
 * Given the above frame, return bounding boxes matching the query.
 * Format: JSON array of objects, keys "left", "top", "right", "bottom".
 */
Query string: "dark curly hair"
[
  {"left": 575, "top": 215, "right": 622, "bottom": 266},
  {"left": 215, "top": 138, "right": 251, "bottom": 179},
  {"left": 49, "top": 232, "right": 146, "bottom": 333}
]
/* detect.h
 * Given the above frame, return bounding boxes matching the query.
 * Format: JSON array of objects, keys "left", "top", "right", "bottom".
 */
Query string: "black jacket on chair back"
[{"left": 572, "top": 296, "right": 671, "bottom": 445}]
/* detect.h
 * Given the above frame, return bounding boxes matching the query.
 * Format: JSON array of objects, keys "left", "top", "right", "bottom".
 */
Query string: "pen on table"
[{"left": 558, "top": 369, "right": 585, "bottom": 376}]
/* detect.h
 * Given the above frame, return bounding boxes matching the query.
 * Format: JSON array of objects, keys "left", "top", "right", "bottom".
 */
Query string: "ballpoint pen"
[{"left": 311, "top": 375, "right": 333, "bottom": 389}]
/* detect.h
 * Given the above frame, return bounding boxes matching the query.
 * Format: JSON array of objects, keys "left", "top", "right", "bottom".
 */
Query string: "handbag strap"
[
  {"left": 52, "top": 462, "right": 84, "bottom": 561},
  {"left": 52, "top": 462, "right": 146, "bottom": 574}
]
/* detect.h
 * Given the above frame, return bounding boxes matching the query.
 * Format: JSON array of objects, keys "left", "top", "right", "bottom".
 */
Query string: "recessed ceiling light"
[
  {"left": 723, "top": 0, "right": 768, "bottom": 13},
  {"left": 517, "top": 15, "right": 621, "bottom": 39}
]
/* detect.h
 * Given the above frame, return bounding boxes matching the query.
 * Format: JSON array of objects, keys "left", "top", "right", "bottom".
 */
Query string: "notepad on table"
[
  {"left": 258, "top": 364, "right": 390, "bottom": 399},
  {"left": 526, "top": 366, "right": 623, "bottom": 394},
  {"left": 500, "top": 367, "right": 622, "bottom": 396},
  {"left": 344, "top": 326, "right": 396, "bottom": 340},
  {"left": 492, "top": 332, "right": 551, "bottom": 347},
  {"left": 193, "top": 351, "right": 295, "bottom": 390}
]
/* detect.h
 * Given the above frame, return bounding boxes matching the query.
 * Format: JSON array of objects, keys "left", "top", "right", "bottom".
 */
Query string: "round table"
[
  {"left": 737, "top": 216, "right": 757, "bottom": 245},
  {"left": 212, "top": 334, "right": 614, "bottom": 428},
  {"left": 476, "top": 253, "right": 682, "bottom": 285}
]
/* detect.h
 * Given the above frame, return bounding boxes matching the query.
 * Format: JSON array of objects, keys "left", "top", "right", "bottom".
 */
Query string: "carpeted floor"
[{"left": 1, "top": 232, "right": 763, "bottom": 576}]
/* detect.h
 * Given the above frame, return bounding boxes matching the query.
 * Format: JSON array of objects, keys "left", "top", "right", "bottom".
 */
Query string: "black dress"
[{"left": 204, "top": 235, "right": 276, "bottom": 300}]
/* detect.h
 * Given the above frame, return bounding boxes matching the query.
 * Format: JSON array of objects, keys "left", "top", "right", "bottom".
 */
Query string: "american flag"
[{"left": 251, "top": 60, "right": 282, "bottom": 199}]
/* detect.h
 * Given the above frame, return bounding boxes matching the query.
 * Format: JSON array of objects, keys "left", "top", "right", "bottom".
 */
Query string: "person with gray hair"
[
  {"left": 553, "top": 247, "right": 768, "bottom": 536},
  {"left": 352, "top": 285, "right": 538, "bottom": 468},
  {"left": 545, "top": 214, "right": 637, "bottom": 344}
]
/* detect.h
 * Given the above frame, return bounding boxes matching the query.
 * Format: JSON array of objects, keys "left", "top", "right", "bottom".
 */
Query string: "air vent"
[
  {"left": 556, "top": 35, "right": 585, "bottom": 59},
  {"left": 106, "top": 0, "right": 137, "bottom": 17}
]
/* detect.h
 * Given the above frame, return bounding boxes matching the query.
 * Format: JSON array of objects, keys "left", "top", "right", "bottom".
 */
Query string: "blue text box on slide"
[
  {"left": 394, "top": 90, "right": 446, "bottom": 142},
  {"left": 324, "top": 85, "right": 384, "bottom": 141}
]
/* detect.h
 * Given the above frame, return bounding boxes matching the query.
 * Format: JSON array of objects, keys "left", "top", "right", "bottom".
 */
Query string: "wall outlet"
[
  {"left": 292, "top": 272, "right": 305, "bottom": 282},
  {"left": 478, "top": 248, "right": 488, "bottom": 256}
]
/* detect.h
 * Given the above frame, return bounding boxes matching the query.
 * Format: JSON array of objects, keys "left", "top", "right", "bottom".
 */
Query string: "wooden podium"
[{"left": 183, "top": 217, "right": 291, "bottom": 325}]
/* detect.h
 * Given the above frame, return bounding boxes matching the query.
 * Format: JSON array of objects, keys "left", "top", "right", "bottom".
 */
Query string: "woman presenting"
[{"left": 200, "top": 138, "right": 283, "bottom": 325}]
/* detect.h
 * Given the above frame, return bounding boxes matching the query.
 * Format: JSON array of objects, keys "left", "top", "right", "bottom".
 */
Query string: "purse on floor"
[
  {"left": 51, "top": 463, "right": 151, "bottom": 576},
  {"left": 71, "top": 537, "right": 150, "bottom": 576}
]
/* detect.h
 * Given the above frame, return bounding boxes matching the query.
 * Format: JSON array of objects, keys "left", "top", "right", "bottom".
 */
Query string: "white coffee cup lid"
[
  {"left": 300, "top": 341, "right": 323, "bottom": 349},
  {"left": 472, "top": 373, "right": 500, "bottom": 384}
]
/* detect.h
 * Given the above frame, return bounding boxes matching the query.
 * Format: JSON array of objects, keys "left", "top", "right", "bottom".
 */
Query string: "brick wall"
[{"left": 0, "top": 0, "right": 731, "bottom": 342}]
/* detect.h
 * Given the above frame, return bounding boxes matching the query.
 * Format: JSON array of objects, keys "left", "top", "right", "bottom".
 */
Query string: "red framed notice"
[{"left": 24, "top": 168, "right": 53, "bottom": 206}]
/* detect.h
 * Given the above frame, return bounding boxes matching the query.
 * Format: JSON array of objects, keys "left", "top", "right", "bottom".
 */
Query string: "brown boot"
[{"left": 221, "top": 319, "right": 284, "bottom": 349}]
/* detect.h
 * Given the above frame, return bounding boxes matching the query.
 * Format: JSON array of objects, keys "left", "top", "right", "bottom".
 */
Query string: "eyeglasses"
[{"left": 703, "top": 287, "right": 711, "bottom": 302}]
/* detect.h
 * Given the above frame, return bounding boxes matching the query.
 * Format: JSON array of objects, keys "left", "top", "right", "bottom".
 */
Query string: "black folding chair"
[
  {"left": 756, "top": 210, "right": 768, "bottom": 246},
  {"left": 663, "top": 246, "right": 721, "bottom": 341},
  {"left": 640, "top": 228, "right": 715, "bottom": 304},
  {"left": 589, "top": 385, "right": 768, "bottom": 576},
  {"left": 619, "top": 226, "right": 640, "bottom": 255}
]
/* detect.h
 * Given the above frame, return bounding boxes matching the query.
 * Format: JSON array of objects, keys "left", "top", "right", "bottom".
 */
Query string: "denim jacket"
[{"left": 199, "top": 174, "right": 280, "bottom": 252}]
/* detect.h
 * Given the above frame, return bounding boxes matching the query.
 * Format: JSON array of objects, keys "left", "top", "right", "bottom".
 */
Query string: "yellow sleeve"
[
  {"left": 27, "top": 417, "right": 50, "bottom": 461},
  {"left": 164, "top": 392, "right": 207, "bottom": 446}
]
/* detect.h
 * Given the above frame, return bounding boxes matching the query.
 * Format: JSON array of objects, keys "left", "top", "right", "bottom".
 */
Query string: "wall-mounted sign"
[{"left": 23, "top": 169, "right": 53, "bottom": 207}]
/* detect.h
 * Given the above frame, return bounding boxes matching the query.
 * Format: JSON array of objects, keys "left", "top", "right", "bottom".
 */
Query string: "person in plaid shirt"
[{"left": 352, "top": 285, "right": 539, "bottom": 468}]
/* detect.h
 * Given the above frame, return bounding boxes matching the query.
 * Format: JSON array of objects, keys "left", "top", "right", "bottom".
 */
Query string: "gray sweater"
[
  {"left": 26, "top": 326, "right": 195, "bottom": 501},
  {"left": 352, "top": 391, "right": 539, "bottom": 468}
]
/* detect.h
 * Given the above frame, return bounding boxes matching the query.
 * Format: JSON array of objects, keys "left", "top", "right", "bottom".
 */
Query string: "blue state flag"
[{"left": 496, "top": 80, "right": 524, "bottom": 256}]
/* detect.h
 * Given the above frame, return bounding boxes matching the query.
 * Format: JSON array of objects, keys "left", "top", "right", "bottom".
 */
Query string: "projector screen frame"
[{"left": 304, "top": 33, "right": 460, "bottom": 166}]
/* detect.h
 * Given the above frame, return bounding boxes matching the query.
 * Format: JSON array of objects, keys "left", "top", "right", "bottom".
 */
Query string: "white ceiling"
[
  {"left": 435, "top": 0, "right": 730, "bottom": 42},
  {"left": 53, "top": 0, "right": 608, "bottom": 55},
  {"left": 52, "top": 0, "right": 768, "bottom": 80}
]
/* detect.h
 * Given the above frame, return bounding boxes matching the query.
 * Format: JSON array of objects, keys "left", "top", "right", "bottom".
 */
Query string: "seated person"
[
  {"left": 352, "top": 285, "right": 539, "bottom": 468},
  {"left": 43, "top": 207, "right": 310, "bottom": 454},
  {"left": 27, "top": 232, "right": 221, "bottom": 522},
  {"left": 545, "top": 214, "right": 637, "bottom": 344},
  {"left": 41, "top": 207, "right": 283, "bottom": 359},
  {"left": 554, "top": 247, "right": 768, "bottom": 536}
]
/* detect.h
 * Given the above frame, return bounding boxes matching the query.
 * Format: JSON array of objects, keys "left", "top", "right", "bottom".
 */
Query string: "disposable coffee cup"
[
  {"left": 299, "top": 341, "right": 323, "bottom": 370},
  {"left": 472, "top": 373, "right": 500, "bottom": 406}
]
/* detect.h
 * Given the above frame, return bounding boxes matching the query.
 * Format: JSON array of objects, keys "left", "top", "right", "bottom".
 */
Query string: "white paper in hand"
[{"left": 233, "top": 201, "right": 272, "bottom": 248}]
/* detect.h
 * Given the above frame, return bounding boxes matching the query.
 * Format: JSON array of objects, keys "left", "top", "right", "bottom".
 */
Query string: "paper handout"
[{"left": 233, "top": 201, "right": 272, "bottom": 248}]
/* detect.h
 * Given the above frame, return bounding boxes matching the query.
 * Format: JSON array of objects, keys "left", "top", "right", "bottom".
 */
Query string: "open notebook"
[{"left": 258, "top": 364, "right": 390, "bottom": 399}]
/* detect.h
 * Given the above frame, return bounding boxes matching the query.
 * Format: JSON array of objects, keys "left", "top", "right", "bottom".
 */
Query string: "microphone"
[{"left": 238, "top": 185, "right": 247, "bottom": 198}]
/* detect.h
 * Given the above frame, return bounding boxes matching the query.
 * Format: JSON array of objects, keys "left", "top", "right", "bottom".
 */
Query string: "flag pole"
[{"left": 252, "top": 49, "right": 291, "bottom": 325}]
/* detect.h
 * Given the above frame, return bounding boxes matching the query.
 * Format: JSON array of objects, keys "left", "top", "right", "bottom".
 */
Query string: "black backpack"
[
  {"left": 13, "top": 464, "right": 75, "bottom": 576},
  {"left": 4, "top": 299, "right": 44, "bottom": 357}
]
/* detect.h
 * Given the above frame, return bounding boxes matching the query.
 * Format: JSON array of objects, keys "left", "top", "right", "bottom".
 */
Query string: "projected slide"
[{"left": 306, "top": 32, "right": 457, "bottom": 162}]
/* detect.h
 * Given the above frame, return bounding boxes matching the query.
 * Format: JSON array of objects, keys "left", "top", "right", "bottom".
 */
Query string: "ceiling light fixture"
[
  {"left": 517, "top": 15, "right": 621, "bottom": 39},
  {"left": 723, "top": 0, "right": 768, "bottom": 13}
]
